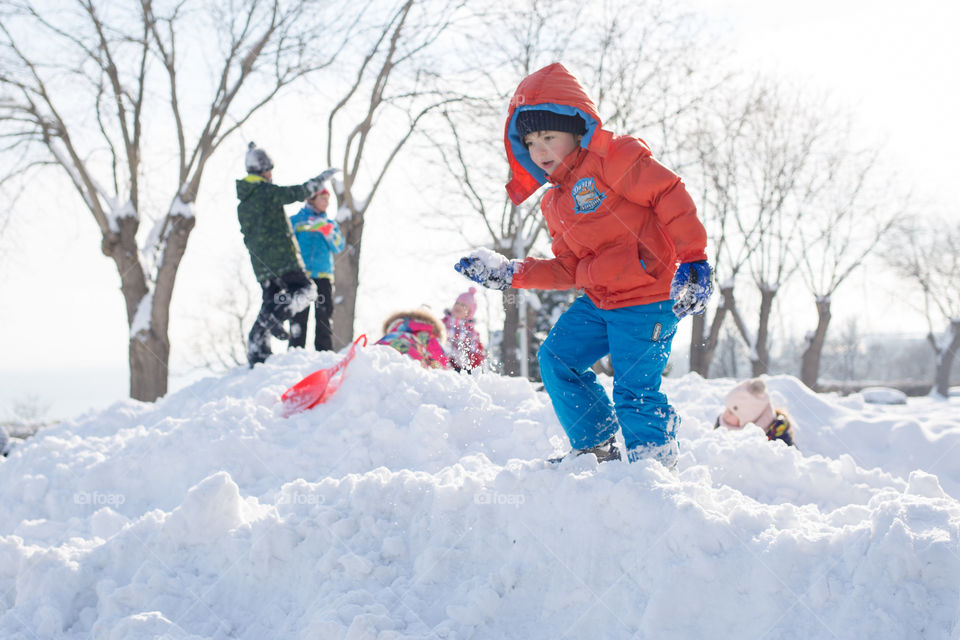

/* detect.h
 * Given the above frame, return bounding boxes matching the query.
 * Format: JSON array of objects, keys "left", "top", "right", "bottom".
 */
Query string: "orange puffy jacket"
[{"left": 505, "top": 63, "right": 707, "bottom": 310}]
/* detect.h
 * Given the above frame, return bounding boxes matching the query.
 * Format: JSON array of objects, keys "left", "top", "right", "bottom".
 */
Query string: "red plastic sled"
[{"left": 280, "top": 335, "right": 367, "bottom": 417}]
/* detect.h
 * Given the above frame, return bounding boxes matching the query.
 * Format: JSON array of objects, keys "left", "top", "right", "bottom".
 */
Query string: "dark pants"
[
  {"left": 289, "top": 277, "right": 334, "bottom": 351},
  {"left": 248, "top": 270, "right": 315, "bottom": 366}
]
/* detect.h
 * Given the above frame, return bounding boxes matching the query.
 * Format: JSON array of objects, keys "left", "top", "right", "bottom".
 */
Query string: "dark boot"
[
  {"left": 289, "top": 304, "right": 309, "bottom": 349},
  {"left": 549, "top": 436, "right": 621, "bottom": 464},
  {"left": 260, "top": 314, "right": 290, "bottom": 341},
  {"left": 247, "top": 325, "right": 272, "bottom": 368}
]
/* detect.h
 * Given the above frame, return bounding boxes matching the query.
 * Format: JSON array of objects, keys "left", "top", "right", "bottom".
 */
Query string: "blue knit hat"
[{"left": 515, "top": 110, "right": 586, "bottom": 140}]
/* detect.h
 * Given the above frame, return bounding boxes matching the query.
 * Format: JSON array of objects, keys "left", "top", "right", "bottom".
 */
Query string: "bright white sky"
[
  {"left": 1, "top": 0, "right": 958, "bottom": 419},
  {"left": 699, "top": 0, "right": 960, "bottom": 190}
]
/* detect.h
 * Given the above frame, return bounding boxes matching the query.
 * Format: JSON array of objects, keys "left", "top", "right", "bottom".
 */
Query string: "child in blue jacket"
[{"left": 289, "top": 185, "right": 345, "bottom": 351}]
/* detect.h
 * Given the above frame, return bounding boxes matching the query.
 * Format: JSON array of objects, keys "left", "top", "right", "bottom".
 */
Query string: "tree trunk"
[
  {"left": 526, "top": 300, "right": 541, "bottom": 382},
  {"left": 703, "top": 287, "right": 733, "bottom": 376},
  {"left": 800, "top": 297, "right": 831, "bottom": 390},
  {"left": 931, "top": 320, "right": 960, "bottom": 397},
  {"left": 690, "top": 285, "right": 734, "bottom": 377},
  {"left": 105, "top": 213, "right": 156, "bottom": 402},
  {"left": 501, "top": 289, "right": 521, "bottom": 376},
  {"left": 114, "top": 209, "right": 195, "bottom": 402},
  {"left": 752, "top": 287, "right": 777, "bottom": 376},
  {"left": 721, "top": 330, "right": 740, "bottom": 378},
  {"left": 721, "top": 286, "right": 755, "bottom": 375},
  {"left": 332, "top": 216, "right": 363, "bottom": 350},
  {"left": 688, "top": 314, "right": 707, "bottom": 375},
  {"left": 130, "top": 332, "right": 170, "bottom": 400}
]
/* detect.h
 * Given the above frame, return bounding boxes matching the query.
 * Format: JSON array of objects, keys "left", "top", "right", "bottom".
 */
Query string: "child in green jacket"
[{"left": 236, "top": 141, "right": 337, "bottom": 366}]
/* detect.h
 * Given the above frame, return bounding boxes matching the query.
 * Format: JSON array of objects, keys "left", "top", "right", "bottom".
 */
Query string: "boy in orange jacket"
[{"left": 456, "top": 63, "right": 712, "bottom": 468}]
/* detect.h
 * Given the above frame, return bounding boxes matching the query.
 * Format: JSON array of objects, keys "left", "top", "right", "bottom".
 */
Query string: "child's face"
[
  {"left": 523, "top": 130, "right": 581, "bottom": 175},
  {"left": 309, "top": 192, "right": 330, "bottom": 211},
  {"left": 452, "top": 302, "right": 470, "bottom": 319},
  {"left": 721, "top": 408, "right": 742, "bottom": 428}
]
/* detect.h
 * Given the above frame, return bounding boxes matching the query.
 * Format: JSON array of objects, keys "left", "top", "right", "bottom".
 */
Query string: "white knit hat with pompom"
[{"left": 245, "top": 141, "right": 274, "bottom": 175}]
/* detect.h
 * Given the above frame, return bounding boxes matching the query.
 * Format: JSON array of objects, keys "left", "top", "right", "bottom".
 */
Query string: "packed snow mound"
[
  {"left": 1, "top": 345, "right": 958, "bottom": 639},
  {"left": 860, "top": 386, "right": 909, "bottom": 405}
]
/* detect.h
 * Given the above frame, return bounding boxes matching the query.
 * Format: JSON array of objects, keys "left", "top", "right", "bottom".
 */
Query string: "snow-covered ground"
[{"left": 1, "top": 345, "right": 958, "bottom": 639}]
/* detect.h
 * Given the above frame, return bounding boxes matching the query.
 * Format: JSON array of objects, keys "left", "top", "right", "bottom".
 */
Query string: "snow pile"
[
  {"left": 1, "top": 346, "right": 958, "bottom": 639},
  {"left": 861, "top": 386, "right": 909, "bottom": 405}
]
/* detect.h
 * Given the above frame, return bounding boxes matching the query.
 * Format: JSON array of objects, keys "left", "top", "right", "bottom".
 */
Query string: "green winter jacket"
[{"left": 236, "top": 174, "right": 324, "bottom": 282}]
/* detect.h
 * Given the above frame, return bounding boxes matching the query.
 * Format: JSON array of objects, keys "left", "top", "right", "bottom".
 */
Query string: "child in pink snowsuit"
[
  {"left": 375, "top": 309, "right": 450, "bottom": 370},
  {"left": 442, "top": 288, "right": 487, "bottom": 372}
]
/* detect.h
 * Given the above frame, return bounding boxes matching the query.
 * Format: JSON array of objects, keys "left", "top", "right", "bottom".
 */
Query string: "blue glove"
[
  {"left": 455, "top": 253, "right": 517, "bottom": 290},
  {"left": 670, "top": 260, "right": 714, "bottom": 319}
]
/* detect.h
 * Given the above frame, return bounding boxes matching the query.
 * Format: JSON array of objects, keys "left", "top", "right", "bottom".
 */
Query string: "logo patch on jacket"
[{"left": 571, "top": 177, "right": 606, "bottom": 214}]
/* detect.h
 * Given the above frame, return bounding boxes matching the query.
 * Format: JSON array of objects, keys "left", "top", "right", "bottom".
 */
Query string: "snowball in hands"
[
  {"left": 670, "top": 260, "right": 714, "bottom": 319},
  {"left": 455, "top": 248, "right": 518, "bottom": 291}
]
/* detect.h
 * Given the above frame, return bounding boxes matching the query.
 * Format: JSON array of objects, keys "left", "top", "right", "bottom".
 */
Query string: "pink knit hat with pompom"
[
  {"left": 455, "top": 287, "right": 477, "bottom": 318},
  {"left": 724, "top": 378, "right": 776, "bottom": 428}
]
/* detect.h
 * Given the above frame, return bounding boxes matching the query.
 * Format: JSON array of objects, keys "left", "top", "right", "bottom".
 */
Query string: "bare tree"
[
  {"left": 711, "top": 324, "right": 748, "bottom": 379},
  {"left": 322, "top": 0, "right": 469, "bottom": 348},
  {"left": 686, "top": 85, "right": 763, "bottom": 376},
  {"left": 739, "top": 86, "right": 836, "bottom": 376},
  {"left": 688, "top": 81, "right": 837, "bottom": 377},
  {"left": 795, "top": 145, "right": 901, "bottom": 390},
  {"left": 831, "top": 318, "right": 863, "bottom": 383},
  {"left": 889, "top": 216, "right": 960, "bottom": 397},
  {"left": 0, "top": 0, "right": 354, "bottom": 400},
  {"left": 11, "top": 392, "right": 51, "bottom": 423},
  {"left": 430, "top": 94, "right": 549, "bottom": 374},
  {"left": 428, "top": 96, "right": 546, "bottom": 374}
]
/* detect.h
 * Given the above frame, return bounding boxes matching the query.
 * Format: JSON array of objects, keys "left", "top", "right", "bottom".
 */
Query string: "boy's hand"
[
  {"left": 305, "top": 168, "right": 339, "bottom": 194},
  {"left": 670, "top": 260, "right": 714, "bottom": 319},
  {"left": 316, "top": 168, "right": 338, "bottom": 184},
  {"left": 455, "top": 251, "right": 517, "bottom": 290}
]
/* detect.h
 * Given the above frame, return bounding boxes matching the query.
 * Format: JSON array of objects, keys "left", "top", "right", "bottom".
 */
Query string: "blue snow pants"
[{"left": 537, "top": 296, "right": 679, "bottom": 454}]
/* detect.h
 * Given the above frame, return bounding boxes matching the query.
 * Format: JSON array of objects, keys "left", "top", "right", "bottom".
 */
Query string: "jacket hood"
[
  {"left": 382, "top": 309, "right": 446, "bottom": 342},
  {"left": 504, "top": 63, "right": 613, "bottom": 204}
]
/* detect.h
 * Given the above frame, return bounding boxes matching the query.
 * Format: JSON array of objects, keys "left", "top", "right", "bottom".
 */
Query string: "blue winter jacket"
[{"left": 289, "top": 206, "right": 346, "bottom": 279}]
